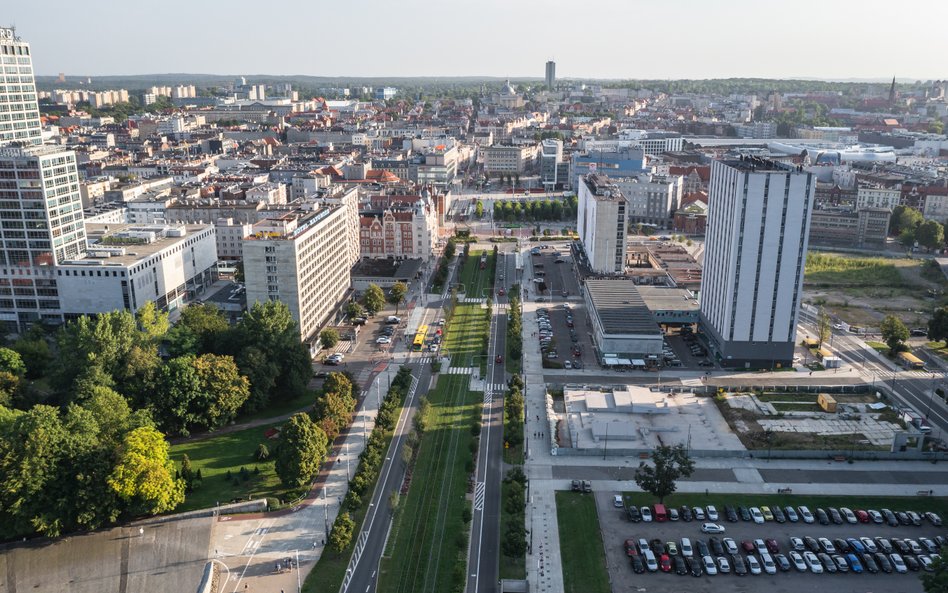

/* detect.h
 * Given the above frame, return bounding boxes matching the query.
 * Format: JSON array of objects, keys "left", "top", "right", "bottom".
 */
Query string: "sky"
[{"left": 8, "top": 0, "right": 948, "bottom": 80}]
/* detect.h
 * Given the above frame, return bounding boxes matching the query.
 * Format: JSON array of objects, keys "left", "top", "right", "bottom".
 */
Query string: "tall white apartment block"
[
  {"left": 0, "top": 27, "right": 42, "bottom": 147},
  {"left": 242, "top": 206, "right": 352, "bottom": 349},
  {"left": 577, "top": 174, "right": 627, "bottom": 274},
  {"left": 699, "top": 157, "right": 815, "bottom": 367}
]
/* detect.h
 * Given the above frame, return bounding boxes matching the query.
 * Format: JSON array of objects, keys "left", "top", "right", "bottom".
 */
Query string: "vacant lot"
[
  {"left": 803, "top": 252, "right": 948, "bottom": 327},
  {"left": 556, "top": 491, "right": 611, "bottom": 593}
]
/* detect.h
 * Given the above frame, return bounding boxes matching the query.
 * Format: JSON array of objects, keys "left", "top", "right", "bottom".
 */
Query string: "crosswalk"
[
  {"left": 458, "top": 297, "right": 487, "bottom": 304},
  {"left": 473, "top": 481, "right": 486, "bottom": 511},
  {"left": 446, "top": 366, "right": 474, "bottom": 375}
]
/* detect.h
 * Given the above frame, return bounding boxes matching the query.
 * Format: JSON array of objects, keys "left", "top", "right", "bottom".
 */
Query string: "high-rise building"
[
  {"left": 545, "top": 60, "right": 556, "bottom": 90},
  {"left": 0, "top": 27, "right": 42, "bottom": 146},
  {"left": 699, "top": 157, "right": 815, "bottom": 367},
  {"left": 577, "top": 174, "right": 627, "bottom": 274}
]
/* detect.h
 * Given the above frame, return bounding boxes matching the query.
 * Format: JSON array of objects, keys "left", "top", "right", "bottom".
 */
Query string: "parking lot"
[{"left": 595, "top": 492, "right": 941, "bottom": 593}]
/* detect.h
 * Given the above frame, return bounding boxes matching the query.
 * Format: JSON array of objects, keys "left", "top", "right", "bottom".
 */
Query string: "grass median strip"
[
  {"left": 556, "top": 491, "right": 611, "bottom": 593},
  {"left": 378, "top": 374, "right": 481, "bottom": 593}
]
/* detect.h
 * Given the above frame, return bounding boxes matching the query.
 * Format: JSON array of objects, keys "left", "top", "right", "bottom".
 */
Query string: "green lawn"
[
  {"left": 170, "top": 422, "right": 302, "bottom": 512},
  {"left": 445, "top": 302, "right": 489, "bottom": 368},
  {"left": 804, "top": 252, "right": 909, "bottom": 287},
  {"left": 555, "top": 491, "right": 610, "bottom": 593},
  {"left": 238, "top": 390, "right": 315, "bottom": 423},
  {"left": 623, "top": 492, "right": 948, "bottom": 518},
  {"left": 457, "top": 249, "right": 496, "bottom": 297},
  {"left": 378, "top": 374, "right": 482, "bottom": 593},
  {"left": 867, "top": 340, "right": 891, "bottom": 354}
]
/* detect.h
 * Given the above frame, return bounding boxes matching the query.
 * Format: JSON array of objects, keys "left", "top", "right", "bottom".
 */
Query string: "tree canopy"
[
  {"left": 633, "top": 444, "right": 695, "bottom": 503},
  {"left": 275, "top": 413, "right": 329, "bottom": 488},
  {"left": 880, "top": 315, "right": 910, "bottom": 353},
  {"left": 363, "top": 284, "right": 386, "bottom": 316}
]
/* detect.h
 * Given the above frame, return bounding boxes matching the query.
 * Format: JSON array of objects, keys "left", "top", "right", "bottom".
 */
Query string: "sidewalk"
[{"left": 210, "top": 364, "right": 399, "bottom": 592}]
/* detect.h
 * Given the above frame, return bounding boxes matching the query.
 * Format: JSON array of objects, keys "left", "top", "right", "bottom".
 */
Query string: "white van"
[{"left": 643, "top": 550, "right": 658, "bottom": 572}]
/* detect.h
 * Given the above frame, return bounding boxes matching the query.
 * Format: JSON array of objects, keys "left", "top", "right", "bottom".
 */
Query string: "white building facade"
[
  {"left": 577, "top": 174, "right": 627, "bottom": 274},
  {"left": 855, "top": 185, "right": 901, "bottom": 210},
  {"left": 699, "top": 157, "right": 815, "bottom": 367},
  {"left": 614, "top": 174, "right": 682, "bottom": 228}
]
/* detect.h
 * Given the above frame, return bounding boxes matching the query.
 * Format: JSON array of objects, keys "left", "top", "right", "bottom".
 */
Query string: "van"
[{"left": 654, "top": 503, "right": 668, "bottom": 522}]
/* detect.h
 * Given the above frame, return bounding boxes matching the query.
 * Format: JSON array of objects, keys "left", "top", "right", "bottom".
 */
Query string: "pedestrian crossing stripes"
[
  {"left": 447, "top": 366, "right": 474, "bottom": 375},
  {"left": 473, "top": 481, "right": 485, "bottom": 511},
  {"left": 459, "top": 297, "right": 487, "bottom": 304},
  {"left": 484, "top": 391, "right": 492, "bottom": 405}
]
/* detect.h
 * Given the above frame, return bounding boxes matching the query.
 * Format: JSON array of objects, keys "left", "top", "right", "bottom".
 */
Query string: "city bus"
[{"left": 412, "top": 324, "right": 429, "bottom": 352}]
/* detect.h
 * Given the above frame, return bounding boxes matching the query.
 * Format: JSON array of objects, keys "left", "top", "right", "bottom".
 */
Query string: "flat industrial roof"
[
  {"left": 584, "top": 278, "right": 661, "bottom": 335},
  {"left": 635, "top": 286, "right": 699, "bottom": 312}
]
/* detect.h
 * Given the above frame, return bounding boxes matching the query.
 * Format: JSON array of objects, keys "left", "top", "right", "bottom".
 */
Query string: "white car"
[
  {"left": 798, "top": 506, "right": 815, "bottom": 523},
  {"left": 640, "top": 506, "right": 653, "bottom": 522},
  {"left": 700, "top": 523, "right": 726, "bottom": 534},
  {"left": 789, "top": 536, "right": 805, "bottom": 551},
  {"left": 702, "top": 555, "right": 718, "bottom": 575},
  {"left": 746, "top": 555, "right": 762, "bottom": 575},
  {"left": 860, "top": 537, "right": 878, "bottom": 553},
  {"left": 680, "top": 538, "right": 693, "bottom": 558},
  {"left": 706, "top": 505, "right": 719, "bottom": 521},
  {"left": 788, "top": 550, "right": 807, "bottom": 571},
  {"left": 840, "top": 507, "right": 858, "bottom": 524},
  {"left": 760, "top": 552, "right": 777, "bottom": 575},
  {"left": 890, "top": 553, "right": 908, "bottom": 574},
  {"left": 693, "top": 506, "right": 706, "bottom": 521},
  {"left": 818, "top": 538, "right": 836, "bottom": 555},
  {"left": 716, "top": 555, "right": 731, "bottom": 574},
  {"left": 613, "top": 495, "right": 623, "bottom": 508},
  {"left": 750, "top": 507, "right": 765, "bottom": 524},
  {"left": 723, "top": 537, "right": 739, "bottom": 555},
  {"left": 644, "top": 550, "right": 658, "bottom": 572},
  {"left": 376, "top": 336, "right": 391, "bottom": 344},
  {"left": 803, "top": 551, "right": 823, "bottom": 573}
]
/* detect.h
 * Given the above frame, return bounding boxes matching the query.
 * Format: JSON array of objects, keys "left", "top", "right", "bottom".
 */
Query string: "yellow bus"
[
  {"left": 802, "top": 338, "right": 819, "bottom": 349},
  {"left": 817, "top": 347, "right": 832, "bottom": 360},
  {"left": 898, "top": 351, "right": 925, "bottom": 370},
  {"left": 412, "top": 324, "right": 428, "bottom": 352}
]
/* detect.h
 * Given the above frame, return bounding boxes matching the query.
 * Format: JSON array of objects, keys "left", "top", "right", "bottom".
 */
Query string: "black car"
[
  {"left": 905, "top": 555, "right": 921, "bottom": 572},
  {"left": 816, "top": 508, "right": 830, "bottom": 525},
  {"left": 771, "top": 506, "right": 786, "bottom": 523},
  {"left": 882, "top": 508, "right": 899, "bottom": 526},
  {"left": 738, "top": 506, "right": 752, "bottom": 521},
  {"left": 681, "top": 506, "right": 693, "bottom": 522},
  {"left": 650, "top": 538, "right": 664, "bottom": 553},
  {"left": 571, "top": 479, "right": 581, "bottom": 492},
  {"left": 875, "top": 552, "right": 893, "bottom": 573},
  {"left": 860, "top": 552, "right": 879, "bottom": 573},
  {"left": 774, "top": 553, "right": 791, "bottom": 572},
  {"left": 627, "top": 505, "right": 641, "bottom": 522},
  {"left": 731, "top": 553, "right": 748, "bottom": 576},
  {"left": 893, "top": 539, "right": 911, "bottom": 555},
  {"left": 673, "top": 555, "right": 688, "bottom": 575},
  {"left": 897, "top": 511, "right": 912, "bottom": 526},
  {"left": 829, "top": 507, "right": 843, "bottom": 524},
  {"left": 834, "top": 538, "right": 850, "bottom": 554},
  {"left": 696, "top": 540, "right": 710, "bottom": 557},
  {"left": 630, "top": 554, "right": 646, "bottom": 573},
  {"left": 724, "top": 505, "right": 739, "bottom": 522},
  {"left": 804, "top": 536, "right": 821, "bottom": 553},
  {"left": 709, "top": 537, "right": 724, "bottom": 556},
  {"left": 687, "top": 556, "right": 703, "bottom": 577},
  {"left": 875, "top": 537, "right": 894, "bottom": 554}
]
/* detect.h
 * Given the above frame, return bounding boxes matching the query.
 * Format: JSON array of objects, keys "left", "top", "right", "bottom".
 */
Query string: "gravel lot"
[{"left": 595, "top": 491, "right": 940, "bottom": 593}]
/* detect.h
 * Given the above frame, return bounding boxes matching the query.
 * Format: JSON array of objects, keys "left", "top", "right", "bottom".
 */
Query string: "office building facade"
[
  {"left": 0, "top": 27, "right": 42, "bottom": 147},
  {"left": 545, "top": 60, "right": 555, "bottom": 90},
  {"left": 577, "top": 174, "right": 627, "bottom": 274},
  {"left": 699, "top": 157, "right": 815, "bottom": 367}
]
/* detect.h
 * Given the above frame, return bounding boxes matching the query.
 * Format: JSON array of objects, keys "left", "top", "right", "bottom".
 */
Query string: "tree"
[
  {"left": 12, "top": 331, "right": 51, "bottom": 379},
  {"left": 329, "top": 511, "right": 355, "bottom": 553},
  {"left": 917, "top": 219, "right": 945, "bottom": 251},
  {"left": 52, "top": 310, "right": 140, "bottom": 393},
  {"left": 502, "top": 522, "right": 527, "bottom": 557},
  {"left": 108, "top": 426, "right": 184, "bottom": 515},
  {"left": 929, "top": 307, "right": 948, "bottom": 344},
  {"left": 345, "top": 301, "right": 366, "bottom": 320},
  {"left": 389, "top": 282, "right": 408, "bottom": 314},
  {"left": 890, "top": 205, "right": 924, "bottom": 236},
  {"left": 922, "top": 554, "right": 948, "bottom": 592},
  {"left": 320, "top": 328, "right": 340, "bottom": 350},
  {"left": 166, "top": 302, "right": 230, "bottom": 356},
  {"left": 633, "top": 444, "right": 695, "bottom": 503},
  {"left": 191, "top": 353, "right": 251, "bottom": 428},
  {"left": 135, "top": 301, "right": 169, "bottom": 343},
  {"left": 880, "top": 314, "right": 910, "bottom": 353},
  {"left": 275, "top": 413, "right": 328, "bottom": 488},
  {"left": 816, "top": 307, "right": 831, "bottom": 347},
  {"left": 151, "top": 354, "right": 249, "bottom": 435},
  {"left": 0, "top": 347, "right": 26, "bottom": 377},
  {"left": 475, "top": 200, "right": 484, "bottom": 219},
  {"left": 363, "top": 284, "right": 386, "bottom": 315}
]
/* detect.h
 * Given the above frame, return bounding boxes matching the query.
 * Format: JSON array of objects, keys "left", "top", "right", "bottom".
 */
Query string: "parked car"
[
  {"left": 771, "top": 506, "right": 786, "bottom": 523},
  {"left": 861, "top": 552, "right": 879, "bottom": 573},
  {"left": 746, "top": 555, "right": 762, "bottom": 575},
  {"left": 613, "top": 495, "right": 623, "bottom": 508},
  {"left": 926, "top": 511, "right": 943, "bottom": 526},
  {"left": 724, "top": 505, "right": 738, "bottom": 522},
  {"left": 750, "top": 507, "right": 765, "bottom": 524},
  {"left": 804, "top": 551, "right": 823, "bottom": 573},
  {"left": 731, "top": 553, "right": 748, "bottom": 576},
  {"left": 738, "top": 506, "right": 751, "bottom": 521},
  {"left": 784, "top": 506, "right": 799, "bottom": 522},
  {"left": 686, "top": 556, "right": 703, "bottom": 577},
  {"left": 804, "top": 536, "right": 820, "bottom": 553},
  {"left": 832, "top": 554, "right": 849, "bottom": 573},
  {"left": 798, "top": 506, "right": 815, "bottom": 524},
  {"left": 627, "top": 505, "right": 641, "bottom": 522},
  {"left": 875, "top": 537, "right": 894, "bottom": 554},
  {"left": 816, "top": 508, "right": 830, "bottom": 525},
  {"left": 868, "top": 509, "right": 884, "bottom": 524},
  {"left": 789, "top": 536, "right": 805, "bottom": 551},
  {"left": 890, "top": 553, "right": 908, "bottom": 574},
  {"left": 760, "top": 553, "right": 777, "bottom": 575},
  {"left": 819, "top": 553, "right": 837, "bottom": 573},
  {"left": 709, "top": 537, "right": 724, "bottom": 556},
  {"left": 630, "top": 554, "right": 645, "bottom": 573},
  {"left": 723, "top": 537, "right": 739, "bottom": 555},
  {"left": 673, "top": 555, "right": 688, "bottom": 575},
  {"left": 859, "top": 537, "right": 878, "bottom": 553},
  {"left": 643, "top": 550, "right": 658, "bottom": 572},
  {"left": 829, "top": 507, "right": 844, "bottom": 524},
  {"left": 818, "top": 538, "right": 837, "bottom": 554},
  {"left": 702, "top": 555, "right": 718, "bottom": 575},
  {"left": 716, "top": 555, "right": 731, "bottom": 574},
  {"left": 789, "top": 550, "right": 807, "bottom": 571},
  {"left": 680, "top": 506, "right": 693, "bottom": 522},
  {"left": 875, "top": 552, "right": 893, "bottom": 573},
  {"left": 701, "top": 523, "right": 726, "bottom": 534},
  {"left": 680, "top": 538, "right": 693, "bottom": 558},
  {"left": 706, "top": 505, "right": 719, "bottom": 521}
]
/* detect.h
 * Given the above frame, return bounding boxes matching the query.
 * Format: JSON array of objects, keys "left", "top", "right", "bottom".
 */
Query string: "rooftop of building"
[
  {"left": 721, "top": 154, "right": 803, "bottom": 173},
  {"left": 64, "top": 223, "right": 212, "bottom": 267},
  {"left": 246, "top": 206, "right": 337, "bottom": 241},
  {"left": 351, "top": 257, "right": 422, "bottom": 281},
  {"left": 635, "top": 286, "right": 699, "bottom": 312},
  {"left": 584, "top": 278, "right": 661, "bottom": 336},
  {"left": 581, "top": 174, "right": 624, "bottom": 200}
]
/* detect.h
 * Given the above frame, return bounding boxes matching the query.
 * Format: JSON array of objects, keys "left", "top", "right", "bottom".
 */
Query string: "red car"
[
  {"left": 624, "top": 539, "right": 638, "bottom": 557},
  {"left": 765, "top": 538, "right": 780, "bottom": 554},
  {"left": 498, "top": 288, "right": 506, "bottom": 296},
  {"left": 854, "top": 509, "right": 870, "bottom": 523},
  {"left": 659, "top": 554, "right": 672, "bottom": 572},
  {"left": 495, "top": 354, "right": 503, "bottom": 364},
  {"left": 741, "top": 540, "right": 755, "bottom": 554}
]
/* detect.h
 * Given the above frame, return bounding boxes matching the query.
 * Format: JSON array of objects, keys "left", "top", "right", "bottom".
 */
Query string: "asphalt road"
[
  {"left": 552, "top": 466, "right": 736, "bottom": 482},
  {"left": 468, "top": 248, "right": 513, "bottom": 593}
]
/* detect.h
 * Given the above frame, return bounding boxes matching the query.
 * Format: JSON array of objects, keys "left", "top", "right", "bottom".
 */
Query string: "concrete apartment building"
[
  {"left": 242, "top": 206, "right": 352, "bottom": 347},
  {"left": 809, "top": 207, "right": 890, "bottom": 248},
  {"left": 483, "top": 144, "right": 537, "bottom": 175},
  {"left": 545, "top": 60, "right": 556, "bottom": 90},
  {"left": 539, "top": 139, "right": 569, "bottom": 190},
  {"left": 577, "top": 174, "right": 627, "bottom": 274},
  {"left": 699, "top": 157, "right": 815, "bottom": 367},
  {"left": 0, "top": 27, "right": 42, "bottom": 146},
  {"left": 855, "top": 184, "right": 901, "bottom": 210},
  {"left": 614, "top": 173, "right": 682, "bottom": 228}
]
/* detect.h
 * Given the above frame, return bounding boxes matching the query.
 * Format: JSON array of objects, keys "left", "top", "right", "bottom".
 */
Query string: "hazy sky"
[{"left": 8, "top": 0, "right": 948, "bottom": 80}]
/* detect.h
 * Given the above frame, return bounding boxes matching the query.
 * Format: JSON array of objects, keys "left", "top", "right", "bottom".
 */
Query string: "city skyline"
[{"left": 7, "top": 0, "right": 948, "bottom": 80}]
